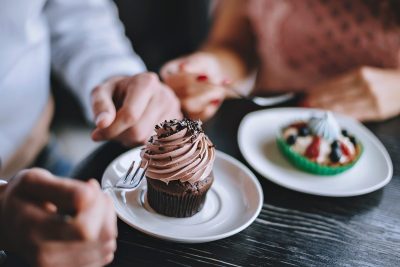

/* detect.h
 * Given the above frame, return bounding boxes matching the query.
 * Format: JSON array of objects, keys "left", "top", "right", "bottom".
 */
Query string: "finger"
[
  {"left": 182, "top": 86, "right": 225, "bottom": 114},
  {"left": 12, "top": 198, "right": 83, "bottom": 241},
  {"left": 176, "top": 54, "right": 217, "bottom": 74},
  {"left": 310, "top": 91, "right": 375, "bottom": 121},
  {"left": 73, "top": 189, "right": 106, "bottom": 241},
  {"left": 313, "top": 80, "right": 372, "bottom": 110},
  {"left": 164, "top": 72, "right": 223, "bottom": 96},
  {"left": 13, "top": 169, "right": 95, "bottom": 213},
  {"left": 12, "top": 169, "right": 104, "bottom": 241},
  {"left": 120, "top": 76, "right": 154, "bottom": 119},
  {"left": 116, "top": 93, "right": 172, "bottom": 146},
  {"left": 194, "top": 104, "right": 220, "bottom": 122},
  {"left": 307, "top": 78, "right": 368, "bottom": 108},
  {"left": 99, "top": 194, "right": 118, "bottom": 242},
  {"left": 87, "top": 178, "right": 100, "bottom": 190},
  {"left": 91, "top": 82, "right": 117, "bottom": 129},
  {"left": 36, "top": 240, "right": 116, "bottom": 267},
  {"left": 86, "top": 180, "right": 118, "bottom": 243},
  {"left": 93, "top": 73, "right": 158, "bottom": 141},
  {"left": 309, "top": 71, "right": 359, "bottom": 96},
  {"left": 161, "top": 53, "right": 213, "bottom": 77},
  {"left": 325, "top": 95, "right": 378, "bottom": 121},
  {"left": 163, "top": 72, "right": 196, "bottom": 96},
  {"left": 116, "top": 85, "right": 183, "bottom": 146},
  {"left": 160, "top": 58, "right": 187, "bottom": 79}
]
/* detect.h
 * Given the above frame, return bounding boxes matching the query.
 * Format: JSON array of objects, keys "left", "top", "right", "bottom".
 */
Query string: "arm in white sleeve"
[{"left": 44, "top": 0, "right": 146, "bottom": 121}]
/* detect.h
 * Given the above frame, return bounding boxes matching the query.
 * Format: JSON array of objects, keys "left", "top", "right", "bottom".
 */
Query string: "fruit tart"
[{"left": 276, "top": 112, "right": 363, "bottom": 175}]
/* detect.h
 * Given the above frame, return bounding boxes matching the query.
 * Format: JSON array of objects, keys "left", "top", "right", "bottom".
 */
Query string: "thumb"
[
  {"left": 160, "top": 58, "right": 187, "bottom": 80},
  {"left": 91, "top": 83, "right": 117, "bottom": 129},
  {"left": 161, "top": 54, "right": 209, "bottom": 78}
]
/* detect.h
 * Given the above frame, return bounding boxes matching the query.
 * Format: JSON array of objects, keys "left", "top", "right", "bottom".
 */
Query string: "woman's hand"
[
  {"left": 0, "top": 168, "right": 117, "bottom": 267},
  {"left": 161, "top": 52, "right": 228, "bottom": 121},
  {"left": 91, "top": 72, "right": 182, "bottom": 146},
  {"left": 304, "top": 67, "right": 400, "bottom": 121}
]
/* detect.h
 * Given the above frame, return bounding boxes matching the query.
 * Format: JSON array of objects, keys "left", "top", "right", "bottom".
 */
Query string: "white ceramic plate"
[
  {"left": 101, "top": 148, "right": 263, "bottom": 243},
  {"left": 238, "top": 108, "right": 393, "bottom": 197}
]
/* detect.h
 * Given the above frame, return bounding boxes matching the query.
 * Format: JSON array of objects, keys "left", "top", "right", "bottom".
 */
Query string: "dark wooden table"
[{"left": 5, "top": 99, "right": 400, "bottom": 266}]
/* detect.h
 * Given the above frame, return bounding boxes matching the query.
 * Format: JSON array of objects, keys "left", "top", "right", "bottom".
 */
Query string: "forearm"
[
  {"left": 201, "top": 45, "right": 254, "bottom": 83},
  {"left": 200, "top": 0, "right": 257, "bottom": 84},
  {"left": 373, "top": 68, "right": 400, "bottom": 118},
  {"left": 45, "top": 0, "right": 146, "bottom": 121}
]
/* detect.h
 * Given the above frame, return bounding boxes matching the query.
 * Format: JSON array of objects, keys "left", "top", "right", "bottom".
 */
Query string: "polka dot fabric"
[{"left": 247, "top": 0, "right": 400, "bottom": 91}]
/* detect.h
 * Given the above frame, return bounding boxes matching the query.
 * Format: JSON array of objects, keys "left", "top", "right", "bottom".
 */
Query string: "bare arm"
[
  {"left": 160, "top": 0, "right": 258, "bottom": 121},
  {"left": 305, "top": 67, "right": 400, "bottom": 121},
  {"left": 201, "top": 0, "right": 258, "bottom": 82}
]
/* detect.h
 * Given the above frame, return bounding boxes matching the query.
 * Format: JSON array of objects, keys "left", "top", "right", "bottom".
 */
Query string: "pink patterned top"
[{"left": 246, "top": 0, "right": 400, "bottom": 91}]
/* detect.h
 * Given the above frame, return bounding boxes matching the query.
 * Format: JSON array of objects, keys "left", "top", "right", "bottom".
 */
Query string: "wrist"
[{"left": 201, "top": 46, "right": 251, "bottom": 82}]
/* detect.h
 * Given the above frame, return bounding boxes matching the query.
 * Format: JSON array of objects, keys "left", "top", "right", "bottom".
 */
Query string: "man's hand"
[
  {"left": 304, "top": 67, "right": 400, "bottom": 122},
  {"left": 91, "top": 72, "right": 182, "bottom": 146},
  {"left": 0, "top": 168, "right": 117, "bottom": 267}
]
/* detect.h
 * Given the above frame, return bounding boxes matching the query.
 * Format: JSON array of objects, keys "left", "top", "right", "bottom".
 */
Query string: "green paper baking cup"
[{"left": 276, "top": 138, "right": 363, "bottom": 175}]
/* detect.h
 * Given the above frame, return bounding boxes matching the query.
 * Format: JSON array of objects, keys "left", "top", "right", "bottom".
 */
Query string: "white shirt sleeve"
[{"left": 44, "top": 0, "right": 146, "bottom": 121}]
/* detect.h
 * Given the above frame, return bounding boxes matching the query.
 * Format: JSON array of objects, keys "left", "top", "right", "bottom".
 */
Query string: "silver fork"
[
  {"left": 201, "top": 79, "right": 295, "bottom": 107},
  {"left": 114, "top": 160, "right": 148, "bottom": 191},
  {"left": 225, "top": 84, "right": 295, "bottom": 107}
]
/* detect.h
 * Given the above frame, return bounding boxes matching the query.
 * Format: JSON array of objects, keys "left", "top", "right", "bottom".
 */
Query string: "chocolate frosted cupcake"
[{"left": 141, "top": 118, "right": 216, "bottom": 218}]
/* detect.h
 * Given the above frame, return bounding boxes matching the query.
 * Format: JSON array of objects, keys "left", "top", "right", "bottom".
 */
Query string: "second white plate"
[
  {"left": 102, "top": 148, "right": 263, "bottom": 243},
  {"left": 238, "top": 108, "right": 393, "bottom": 197}
]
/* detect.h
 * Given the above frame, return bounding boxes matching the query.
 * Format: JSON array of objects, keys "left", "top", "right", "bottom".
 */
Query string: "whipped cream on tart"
[{"left": 281, "top": 112, "right": 360, "bottom": 166}]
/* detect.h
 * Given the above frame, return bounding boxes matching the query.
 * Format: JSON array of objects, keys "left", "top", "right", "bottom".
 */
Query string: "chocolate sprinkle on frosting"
[
  {"left": 142, "top": 118, "right": 216, "bottom": 185},
  {"left": 153, "top": 118, "right": 203, "bottom": 141}
]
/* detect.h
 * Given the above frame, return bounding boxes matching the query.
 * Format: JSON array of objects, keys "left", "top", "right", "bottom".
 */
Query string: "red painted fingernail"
[
  {"left": 196, "top": 74, "right": 208, "bottom": 82},
  {"left": 210, "top": 99, "right": 221, "bottom": 106},
  {"left": 222, "top": 78, "right": 232, "bottom": 85}
]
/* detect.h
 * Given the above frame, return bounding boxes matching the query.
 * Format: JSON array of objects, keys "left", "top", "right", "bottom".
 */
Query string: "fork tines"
[{"left": 116, "top": 160, "right": 148, "bottom": 189}]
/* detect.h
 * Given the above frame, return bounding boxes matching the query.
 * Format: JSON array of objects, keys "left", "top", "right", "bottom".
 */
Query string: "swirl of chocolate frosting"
[{"left": 141, "top": 119, "right": 216, "bottom": 184}]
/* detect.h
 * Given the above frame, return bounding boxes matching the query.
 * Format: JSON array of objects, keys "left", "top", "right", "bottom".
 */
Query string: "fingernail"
[
  {"left": 222, "top": 78, "right": 232, "bottom": 86},
  {"left": 210, "top": 99, "right": 221, "bottom": 106},
  {"left": 197, "top": 74, "right": 208, "bottom": 82},
  {"left": 95, "top": 112, "right": 108, "bottom": 127},
  {"left": 91, "top": 130, "right": 102, "bottom": 141},
  {"left": 88, "top": 179, "right": 100, "bottom": 189},
  {"left": 178, "top": 62, "right": 186, "bottom": 71}
]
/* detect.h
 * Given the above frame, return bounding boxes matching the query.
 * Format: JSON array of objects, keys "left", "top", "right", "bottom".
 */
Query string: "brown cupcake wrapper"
[{"left": 147, "top": 181, "right": 208, "bottom": 218}]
